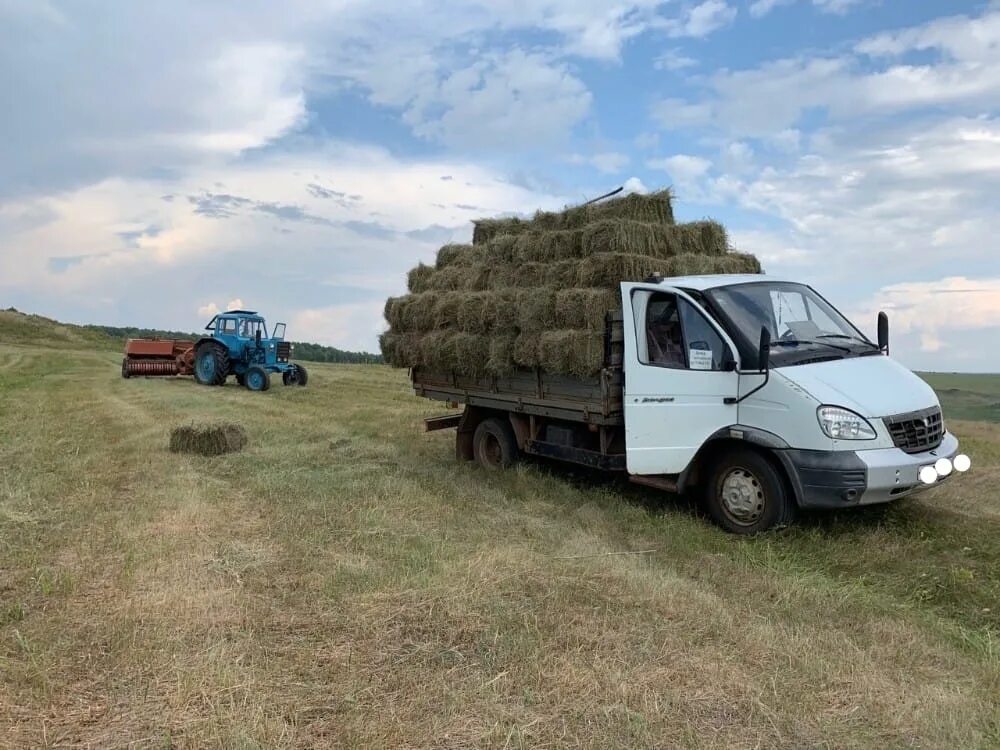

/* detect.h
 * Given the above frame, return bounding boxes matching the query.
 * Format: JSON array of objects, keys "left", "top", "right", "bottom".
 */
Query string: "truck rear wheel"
[
  {"left": 473, "top": 417, "right": 518, "bottom": 470},
  {"left": 705, "top": 448, "right": 794, "bottom": 534}
]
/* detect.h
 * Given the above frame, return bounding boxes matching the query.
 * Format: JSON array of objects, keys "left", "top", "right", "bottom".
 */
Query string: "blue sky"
[{"left": 1, "top": 0, "right": 998, "bottom": 370}]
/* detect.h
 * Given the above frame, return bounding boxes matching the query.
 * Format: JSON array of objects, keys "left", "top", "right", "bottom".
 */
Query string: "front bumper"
[{"left": 778, "top": 432, "right": 961, "bottom": 510}]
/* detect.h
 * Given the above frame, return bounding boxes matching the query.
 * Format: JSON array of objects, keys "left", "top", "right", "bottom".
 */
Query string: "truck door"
[{"left": 621, "top": 283, "right": 741, "bottom": 475}]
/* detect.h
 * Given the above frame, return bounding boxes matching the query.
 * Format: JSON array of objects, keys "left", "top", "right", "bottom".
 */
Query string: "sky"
[{"left": 1, "top": 0, "right": 998, "bottom": 371}]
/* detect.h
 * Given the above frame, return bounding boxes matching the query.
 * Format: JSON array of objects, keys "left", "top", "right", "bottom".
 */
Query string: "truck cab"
[{"left": 620, "top": 275, "right": 969, "bottom": 531}]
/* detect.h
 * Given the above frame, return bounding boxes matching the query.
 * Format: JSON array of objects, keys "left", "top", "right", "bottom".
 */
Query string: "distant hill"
[{"left": 1, "top": 308, "right": 383, "bottom": 364}]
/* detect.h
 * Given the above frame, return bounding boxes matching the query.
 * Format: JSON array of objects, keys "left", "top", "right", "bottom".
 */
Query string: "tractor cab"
[{"left": 194, "top": 310, "right": 306, "bottom": 391}]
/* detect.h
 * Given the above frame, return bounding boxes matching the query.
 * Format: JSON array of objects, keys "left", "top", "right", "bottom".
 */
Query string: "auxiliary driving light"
[
  {"left": 935, "top": 458, "right": 953, "bottom": 477},
  {"left": 954, "top": 454, "right": 972, "bottom": 473},
  {"left": 919, "top": 466, "right": 938, "bottom": 485}
]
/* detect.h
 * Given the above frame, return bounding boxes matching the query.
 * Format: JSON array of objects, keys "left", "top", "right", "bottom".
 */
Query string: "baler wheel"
[
  {"left": 295, "top": 364, "right": 308, "bottom": 386},
  {"left": 121, "top": 359, "right": 130, "bottom": 379},
  {"left": 194, "top": 343, "right": 229, "bottom": 386},
  {"left": 246, "top": 366, "right": 270, "bottom": 392}
]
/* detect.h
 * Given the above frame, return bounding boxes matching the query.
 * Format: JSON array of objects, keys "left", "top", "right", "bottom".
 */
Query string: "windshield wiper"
[
  {"left": 770, "top": 339, "right": 852, "bottom": 353},
  {"left": 816, "top": 333, "right": 880, "bottom": 350}
]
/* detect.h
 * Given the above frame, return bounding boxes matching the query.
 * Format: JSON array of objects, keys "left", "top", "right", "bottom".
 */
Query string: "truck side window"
[
  {"left": 678, "top": 298, "right": 727, "bottom": 370},
  {"left": 644, "top": 295, "right": 686, "bottom": 368}
]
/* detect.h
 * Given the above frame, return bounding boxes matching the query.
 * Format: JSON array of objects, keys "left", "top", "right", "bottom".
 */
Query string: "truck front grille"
[
  {"left": 883, "top": 407, "right": 943, "bottom": 454},
  {"left": 277, "top": 342, "right": 291, "bottom": 362}
]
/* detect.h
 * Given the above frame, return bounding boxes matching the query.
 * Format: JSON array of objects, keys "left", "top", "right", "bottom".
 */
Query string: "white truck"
[{"left": 414, "top": 275, "right": 972, "bottom": 533}]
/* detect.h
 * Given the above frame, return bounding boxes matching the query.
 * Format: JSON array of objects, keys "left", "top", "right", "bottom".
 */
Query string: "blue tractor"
[{"left": 192, "top": 310, "right": 307, "bottom": 392}]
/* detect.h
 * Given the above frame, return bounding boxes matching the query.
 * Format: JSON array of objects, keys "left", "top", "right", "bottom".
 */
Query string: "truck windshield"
[{"left": 705, "top": 281, "right": 877, "bottom": 368}]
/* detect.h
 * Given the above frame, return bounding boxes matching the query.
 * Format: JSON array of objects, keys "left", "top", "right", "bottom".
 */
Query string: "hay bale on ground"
[{"left": 170, "top": 422, "right": 247, "bottom": 456}]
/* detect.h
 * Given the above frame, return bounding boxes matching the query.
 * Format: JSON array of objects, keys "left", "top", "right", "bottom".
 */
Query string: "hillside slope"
[{"left": 1, "top": 337, "right": 998, "bottom": 747}]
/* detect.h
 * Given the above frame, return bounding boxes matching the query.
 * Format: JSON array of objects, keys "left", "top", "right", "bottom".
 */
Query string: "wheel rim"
[
  {"left": 196, "top": 353, "right": 215, "bottom": 380},
  {"left": 720, "top": 467, "right": 765, "bottom": 526},
  {"left": 481, "top": 433, "right": 502, "bottom": 466},
  {"left": 248, "top": 371, "right": 263, "bottom": 390}
]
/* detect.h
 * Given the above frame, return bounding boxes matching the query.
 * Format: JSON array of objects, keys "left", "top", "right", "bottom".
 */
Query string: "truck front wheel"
[
  {"left": 705, "top": 449, "right": 794, "bottom": 534},
  {"left": 473, "top": 417, "right": 518, "bottom": 470}
]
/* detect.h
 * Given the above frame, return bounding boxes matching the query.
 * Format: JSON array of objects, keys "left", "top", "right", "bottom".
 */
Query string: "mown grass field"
[{"left": 1, "top": 316, "right": 999, "bottom": 748}]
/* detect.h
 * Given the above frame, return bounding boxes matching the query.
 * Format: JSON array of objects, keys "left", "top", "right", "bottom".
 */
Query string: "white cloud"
[
  {"left": 663, "top": 0, "right": 737, "bottom": 38},
  {"left": 198, "top": 303, "right": 220, "bottom": 318},
  {"left": 407, "top": 49, "right": 593, "bottom": 149},
  {"left": 290, "top": 300, "right": 388, "bottom": 352},
  {"left": 227, "top": 298, "right": 245, "bottom": 311},
  {"left": 654, "top": 48, "right": 698, "bottom": 70},
  {"left": 648, "top": 154, "right": 713, "bottom": 185},
  {"left": 749, "top": 0, "right": 863, "bottom": 17},
  {"left": 569, "top": 151, "right": 630, "bottom": 173},
  {"left": 623, "top": 177, "right": 649, "bottom": 195},
  {"left": 852, "top": 277, "right": 1000, "bottom": 357}
]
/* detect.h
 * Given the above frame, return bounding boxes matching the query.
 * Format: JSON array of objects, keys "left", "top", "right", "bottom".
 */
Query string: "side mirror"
[
  {"left": 877, "top": 311, "right": 889, "bottom": 354},
  {"left": 758, "top": 327, "right": 771, "bottom": 372}
]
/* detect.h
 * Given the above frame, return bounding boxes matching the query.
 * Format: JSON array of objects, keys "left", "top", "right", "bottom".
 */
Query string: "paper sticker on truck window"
[{"left": 689, "top": 348, "right": 713, "bottom": 370}]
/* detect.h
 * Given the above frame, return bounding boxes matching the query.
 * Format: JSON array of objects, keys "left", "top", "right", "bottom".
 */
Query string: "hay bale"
[
  {"left": 473, "top": 217, "right": 526, "bottom": 245},
  {"left": 169, "top": 422, "right": 247, "bottom": 456},
  {"left": 482, "top": 234, "right": 519, "bottom": 263},
  {"left": 471, "top": 191, "right": 676, "bottom": 245},
  {"left": 419, "top": 331, "right": 489, "bottom": 376},
  {"left": 575, "top": 252, "right": 756, "bottom": 288},
  {"left": 419, "top": 264, "right": 493, "bottom": 292},
  {"left": 407, "top": 263, "right": 435, "bottom": 293},
  {"left": 436, "top": 243, "right": 483, "bottom": 269},
  {"left": 581, "top": 219, "right": 728, "bottom": 258},
  {"left": 554, "top": 288, "right": 619, "bottom": 330},
  {"left": 380, "top": 331, "right": 423, "bottom": 367},
  {"left": 487, "top": 336, "right": 516, "bottom": 375},
  {"left": 538, "top": 330, "right": 605, "bottom": 377},
  {"left": 513, "top": 229, "right": 584, "bottom": 262},
  {"left": 515, "top": 288, "right": 557, "bottom": 333},
  {"left": 482, "top": 290, "right": 519, "bottom": 331},
  {"left": 512, "top": 333, "right": 540, "bottom": 368}
]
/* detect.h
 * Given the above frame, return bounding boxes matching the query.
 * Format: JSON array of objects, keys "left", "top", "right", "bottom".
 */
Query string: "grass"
[
  {"left": 920, "top": 372, "right": 1000, "bottom": 423},
  {"left": 1, "top": 327, "right": 999, "bottom": 748}
]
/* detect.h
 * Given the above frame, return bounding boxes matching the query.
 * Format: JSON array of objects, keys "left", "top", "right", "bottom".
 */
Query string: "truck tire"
[
  {"left": 194, "top": 343, "right": 229, "bottom": 386},
  {"left": 245, "top": 366, "right": 270, "bottom": 392},
  {"left": 705, "top": 448, "right": 794, "bottom": 534},
  {"left": 473, "top": 417, "right": 518, "bottom": 470}
]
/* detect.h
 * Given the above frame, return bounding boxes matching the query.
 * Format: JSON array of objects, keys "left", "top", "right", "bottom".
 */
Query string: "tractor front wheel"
[
  {"left": 245, "top": 366, "right": 271, "bottom": 392},
  {"left": 194, "top": 343, "right": 229, "bottom": 386},
  {"left": 282, "top": 364, "right": 308, "bottom": 386}
]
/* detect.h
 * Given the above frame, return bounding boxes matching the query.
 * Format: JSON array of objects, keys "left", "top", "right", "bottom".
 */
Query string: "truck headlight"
[{"left": 817, "top": 406, "right": 876, "bottom": 440}]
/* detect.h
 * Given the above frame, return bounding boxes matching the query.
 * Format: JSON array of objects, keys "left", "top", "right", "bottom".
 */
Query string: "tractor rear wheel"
[
  {"left": 245, "top": 366, "right": 270, "bottom": 392},
  {"left": 194, "top": 343, "right": 229, "bottom": 386}
]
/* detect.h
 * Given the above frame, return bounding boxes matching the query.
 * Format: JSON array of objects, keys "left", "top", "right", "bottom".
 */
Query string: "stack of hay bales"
[{"left": 381, "top": 190, "right": 761, "bottom": 378}]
